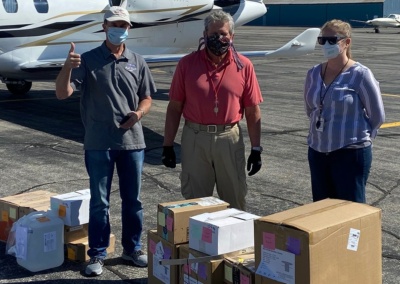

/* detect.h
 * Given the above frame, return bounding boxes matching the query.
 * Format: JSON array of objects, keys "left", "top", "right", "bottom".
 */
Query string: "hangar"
[{"left": 249, "top": 0, "right": 400, "bottom": 27}]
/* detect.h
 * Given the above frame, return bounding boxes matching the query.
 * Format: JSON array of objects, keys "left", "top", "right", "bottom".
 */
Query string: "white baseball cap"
[{"left": 104, "top": 6, "right": 132, "bottom": 26}]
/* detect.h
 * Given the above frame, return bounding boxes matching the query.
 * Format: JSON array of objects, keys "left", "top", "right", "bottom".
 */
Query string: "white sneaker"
[
  {"left": 122, "top": 250, "right": 148, "bottom": 267},
  {"left": 85, "top": 257, "right": 104, "bottom": 276}
]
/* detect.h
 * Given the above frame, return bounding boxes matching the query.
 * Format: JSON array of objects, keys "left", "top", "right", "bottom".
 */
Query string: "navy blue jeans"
[
  {"left": 308, "top": 145, "right": 372, "bottom": 203},
  {"left": 85, "top": 149, "right": 144, "bottom": 259}
]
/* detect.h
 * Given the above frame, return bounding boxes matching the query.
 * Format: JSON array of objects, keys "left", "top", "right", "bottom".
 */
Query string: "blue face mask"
[{"left": 107, "top": 27, "right": 128, "bottom": 45}]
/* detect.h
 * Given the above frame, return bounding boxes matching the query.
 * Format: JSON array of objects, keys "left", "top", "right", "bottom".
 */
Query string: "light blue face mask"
[
  {"left": 322, "top": 42, "right": 340, "bottom": 59},
  {"left": 107, "top": 27, "right": 129, "bottom": 45}
]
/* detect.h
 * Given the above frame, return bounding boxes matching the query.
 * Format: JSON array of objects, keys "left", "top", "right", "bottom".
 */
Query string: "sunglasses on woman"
[{"left": 317, "top": 36, "right": 346, "bottom": 45}]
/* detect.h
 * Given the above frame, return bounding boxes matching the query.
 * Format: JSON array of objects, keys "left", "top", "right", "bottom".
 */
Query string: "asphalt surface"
[{"left": 0, "top": 26, "right": 399, "bottom": 283}]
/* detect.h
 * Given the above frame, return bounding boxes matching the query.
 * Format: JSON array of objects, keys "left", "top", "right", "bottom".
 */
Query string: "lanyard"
[{"left": 317, "top": 58, "right": 349, "bottom": 127}]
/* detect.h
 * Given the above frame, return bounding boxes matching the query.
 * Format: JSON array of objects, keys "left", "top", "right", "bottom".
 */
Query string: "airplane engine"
[{"left": 124, "top": 0, "right": 214, "bottom": 24}]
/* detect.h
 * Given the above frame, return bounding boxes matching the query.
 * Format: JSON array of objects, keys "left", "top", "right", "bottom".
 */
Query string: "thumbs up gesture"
[{"left": 66, "top": 42, "right": 81, "bottom": 69}]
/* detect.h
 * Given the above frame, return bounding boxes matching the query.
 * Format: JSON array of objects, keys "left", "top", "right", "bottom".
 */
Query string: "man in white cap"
[{"left": 55, "top": 6, "right": 156, "bottom": 276}]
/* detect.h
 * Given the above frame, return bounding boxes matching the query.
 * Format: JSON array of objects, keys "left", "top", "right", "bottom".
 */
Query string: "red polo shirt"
[{"left": 169, "top": 48, "right": 263, "bottom": 125}]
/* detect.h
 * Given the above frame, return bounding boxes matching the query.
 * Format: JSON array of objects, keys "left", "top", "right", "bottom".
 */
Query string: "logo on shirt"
[{"left": 125, "top": 63, "right": 137, "bottom": 72}]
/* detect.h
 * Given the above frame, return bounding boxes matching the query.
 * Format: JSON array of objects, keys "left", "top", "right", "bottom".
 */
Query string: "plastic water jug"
[{"left": 14, "top": 211, "right": 64, "bottom": 272}]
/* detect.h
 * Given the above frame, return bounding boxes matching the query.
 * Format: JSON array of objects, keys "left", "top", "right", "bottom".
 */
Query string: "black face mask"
[{"left": 206, "top": 34, "right": 231, "bottom": 56}]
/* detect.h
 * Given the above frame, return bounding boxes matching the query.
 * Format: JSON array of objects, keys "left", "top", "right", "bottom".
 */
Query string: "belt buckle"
[{"left": 207, "top": 125, "right": 217, "bottom": 133}]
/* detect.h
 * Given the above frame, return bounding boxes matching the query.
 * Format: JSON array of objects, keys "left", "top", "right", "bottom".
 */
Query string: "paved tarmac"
[{"left": 0, "top": 26, "right": 399, "bottom": 283}]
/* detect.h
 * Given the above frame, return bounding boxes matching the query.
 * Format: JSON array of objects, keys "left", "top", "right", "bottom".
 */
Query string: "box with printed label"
[
  {"left": 189, "top": 208, "right": 259, "bottom": 256},
  {"left": 254, "top": 199, "right": 382, "bottom": 284},
  {"left": 179, "top": 243, "right": 224, "bottom": 284},
  {"left": 50, "top": 189, "right": 90, "bottom": 226},
  {"left": 224, "top": 253, "right": 255, "bottom": 284},
  {"left": 0, "top": 190, "right": 57, "bottom": 242},
  {"left": 178, "top": 244, "right": 254, "bottom": 284},
  {"left": 148, "top": 229, "right": 182, "bottom": 284},
  {"left": 66, "top": 233, "right": 115, "bottom": 262},
  {"left": 64, "top": 223, "right": 89, "bottom": 244},
  {"left": 157, "top": 197, "right": 229, "bottom": 244}
]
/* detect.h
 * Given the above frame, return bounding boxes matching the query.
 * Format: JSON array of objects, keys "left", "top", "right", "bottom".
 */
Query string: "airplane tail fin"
[{"left": 240, "top": 28, "right": 321, "bottom": 58}]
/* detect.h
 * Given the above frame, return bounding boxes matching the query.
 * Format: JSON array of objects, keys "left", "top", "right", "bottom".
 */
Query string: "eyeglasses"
[{"left": 317, "top": 36, "right": 346, "bottom": 45}]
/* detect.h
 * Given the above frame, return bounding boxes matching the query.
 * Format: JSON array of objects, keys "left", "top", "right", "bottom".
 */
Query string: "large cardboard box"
[
  {"left": 157, "top": 197, "right": 229, "bottom": 244},
  {"left": 189, "top": 208, "right": 259, "bottom": 255},
  {"left": 254, "top": 199, "right": 382, "bottom": 284},
  {"left": 0, "top": 190, "right": 57, "bottom": 242},
  {"left": 66, "top": 233, "right": 115, "bottom": 262},
  {"left": 50, "top": 189, "right": 90, "bottom": 226},
  {"left": 179, "top": 244, "right": 225, "bottom": 284},
  {"left": 177, "top": 245, "right": 254, "bottom": 284},
  {"left": 224, "top": 253, "right": 256, "bottom": 284},
  {"left": 148, "top": 229, "right": 182, "bottom": 284}
]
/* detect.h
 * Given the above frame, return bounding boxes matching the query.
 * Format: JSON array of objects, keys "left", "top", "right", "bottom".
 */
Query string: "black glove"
[
  {"left": 247, "top": 149, "right": 262, "bottom": 176},
  {"left": 162, "top": 146, "right": 176, "bottom": 168}
]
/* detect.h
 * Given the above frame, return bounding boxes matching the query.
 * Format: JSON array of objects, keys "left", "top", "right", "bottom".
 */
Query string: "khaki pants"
[{"left": 180, "top": 121, "right": 247, "bottom": 210}]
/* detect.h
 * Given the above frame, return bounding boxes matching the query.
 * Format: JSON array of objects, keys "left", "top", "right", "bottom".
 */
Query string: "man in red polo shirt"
[{"left": 162, "top": 10, "right": 263, "bottom": 210}]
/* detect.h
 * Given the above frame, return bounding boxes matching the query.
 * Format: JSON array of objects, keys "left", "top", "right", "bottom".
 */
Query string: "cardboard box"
[
  {"left": 64, "top": 223, "right": 89, "bottom": 244},
  {"left": 66, "top": 233, "right": 115, "bottom": 262},
  {"left": 50, "top": 189, "right": 90, "bottom": 226},
  {"left": 0, "top": 190, "right": 57, "bottom": 242},
  {"left": 179, "top": 244, "right": 225, "bottom": 284},
  {"left": 254, "top": 199, "right": 382, "bottom": 284},
  {"left": 224, "top": 253, "right": 256, "bottom": 284},
  {"left": 157, "top": 196, "right": 229, "bottom": 244},
  {"left": 148, "top": 229, "right": 182, "bottom": 284},
  {"left": 189, "top": 208, "right": 259, "bottom": 255}
]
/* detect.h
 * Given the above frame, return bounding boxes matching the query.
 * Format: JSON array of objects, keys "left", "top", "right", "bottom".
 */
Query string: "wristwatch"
[{"left": 252, "top": 146, "right": 263, "bottom": 153}]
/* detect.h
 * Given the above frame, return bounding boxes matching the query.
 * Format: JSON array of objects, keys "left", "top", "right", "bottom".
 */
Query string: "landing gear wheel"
[
  {"left": 6, "top": 81, "right": 32, "bottom": 95},
  {"left": 374, "top": 28, "right": 380, "bottom": 33}
]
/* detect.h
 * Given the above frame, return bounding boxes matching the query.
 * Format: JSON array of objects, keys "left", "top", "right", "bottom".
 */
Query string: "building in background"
[{"left": 215, "top": 0, "right": 400, "bottom": 27}]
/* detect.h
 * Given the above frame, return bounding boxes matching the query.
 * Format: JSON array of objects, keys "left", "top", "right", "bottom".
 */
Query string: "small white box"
[
  {"left": 189, "top": 208, "right": 259, "bottom": 256},
  {"left": 50, "top": 189, "right": 90, "bottom": 226}
]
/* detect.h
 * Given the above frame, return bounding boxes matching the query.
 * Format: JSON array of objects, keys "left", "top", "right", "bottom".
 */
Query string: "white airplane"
[
  {"left": 351, "top": 14, "right": 400, "bottom": 33},
  {"left": 0, "top": 0, "right": 320, "bottom": 95}
]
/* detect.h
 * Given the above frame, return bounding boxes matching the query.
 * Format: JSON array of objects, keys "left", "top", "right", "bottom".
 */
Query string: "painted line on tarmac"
[
  {"left": 382, "top": 93, "right": 400, "bottom": 98},
  {"left": 381, "top": 122, "right": 400, "bottom": 129},
  {"left": 381, "top": 94, "right": 400, "bottom": 128}
]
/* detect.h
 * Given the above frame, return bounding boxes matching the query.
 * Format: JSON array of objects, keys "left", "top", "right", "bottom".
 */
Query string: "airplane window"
[
  {"left": 109, "top": 0, "right": 122, "bottom": 6},
  {"left": 34, "top": 0, "right": 48, "bottom": 13},
  {"left": 2, "top": 0, "right": 18, "bottom": 13}
]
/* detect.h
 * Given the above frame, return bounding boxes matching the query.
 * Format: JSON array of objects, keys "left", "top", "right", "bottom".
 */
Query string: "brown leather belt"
[{"left": 185, "top": 120, "right": 237, "bottom": 133}]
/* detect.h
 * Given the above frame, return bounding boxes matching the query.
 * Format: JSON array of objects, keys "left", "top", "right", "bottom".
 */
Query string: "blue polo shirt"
[{"left": 71, "top": 42, "right": 156, "bottom": 150}]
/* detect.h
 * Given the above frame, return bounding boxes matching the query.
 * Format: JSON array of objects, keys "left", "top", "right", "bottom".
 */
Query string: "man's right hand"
[
  {"left": 55, "top": 42, "right": 80, "bottom": 99},
  {"left": 162, "top": 146, "right": 176, "bottom": 168},
  {"left": 66, "top": 42, "right": 81, "bottom": 69}
]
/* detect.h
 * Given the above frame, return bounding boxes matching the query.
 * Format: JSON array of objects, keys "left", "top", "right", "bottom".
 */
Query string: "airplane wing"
[
  {"left": 145, "top": 28, "right": 320, "bottom": 62},
  {"left": 18, "top": 28, "right": 320, "bottom": 71},
  {"left": 350, "top": 19, "right": 369, "bottom": 23},
  {"left": 350, "top": 19, "right": 377, "bottom": 27},
  {"left": 20, "top": 61, "right": 65, "bottom": 71},
  {"left": 240, "top": 28, "right": 320, "bottom": 58}
]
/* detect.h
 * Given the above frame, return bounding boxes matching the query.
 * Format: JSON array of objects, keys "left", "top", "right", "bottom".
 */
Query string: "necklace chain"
[{"left": 206, "top": 61, "right": 227, "bottom": 116}]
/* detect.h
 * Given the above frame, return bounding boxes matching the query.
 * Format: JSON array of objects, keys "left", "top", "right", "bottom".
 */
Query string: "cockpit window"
[
  {"left": 109, "top": 0, "right": 123, "bottom": 6},
  {"left": 34, "top": 0, "right": 48, "bottom": 13},
  {"left": 2, "top": 0, "right": 18, "bottom": 13}
]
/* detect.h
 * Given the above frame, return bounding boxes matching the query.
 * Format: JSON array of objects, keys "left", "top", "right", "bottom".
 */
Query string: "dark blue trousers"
[{"left": 308, "top": 145, "right": 372, "bottom": 203}]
